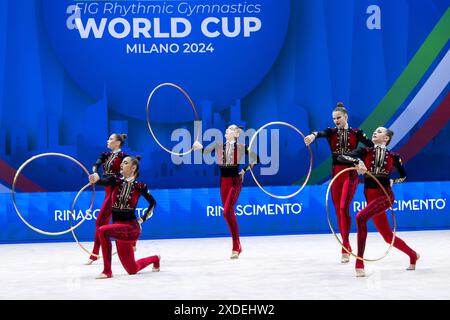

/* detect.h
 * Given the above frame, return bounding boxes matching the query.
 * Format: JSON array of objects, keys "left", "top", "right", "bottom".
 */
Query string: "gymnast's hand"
[
  {"left": 192, "top": 140, "right": 203, "bottom": 151},
  {"left": 239, "top": 169, "right": 245, "bottom": 182},
  {"left": 89, "top": 173, "right": 100, "bottom": 184},
  {"left": 356, "top": 160, "right": 367, "bottom": 175},
  {"left": 304, "top": 134, "right": 315, "bottom": 146}
]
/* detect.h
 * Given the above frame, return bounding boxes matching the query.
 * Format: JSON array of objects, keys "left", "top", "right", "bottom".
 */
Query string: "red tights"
[
  {"left": 331, "top": 165, "right": 358, "bottom": 254},
  {"left": 98, "top": 220, "right": 159, "bottom": 277},
  {"left": 220, "top": 176, "right": 242, "bottom": 252},
  {"left": 90, "top": 186, "right": 136, "bottom": 261},
  {"left": 355, "top": 188, "right": 417, "bottom": 269}
]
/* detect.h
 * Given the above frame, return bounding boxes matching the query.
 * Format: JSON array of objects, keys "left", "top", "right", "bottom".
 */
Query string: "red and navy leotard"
[
  {"left": 92, "top": 150, "right": 129, "bottom": 177},
  {"left": 338, "top": 146, "right": 407, "bottom": 189},
  {"left": 203, "top": 142, "right": 260, "bottom": 177},
  {"left": 96, "top": 175, "right": 156, "bottom": 223},
  {"left": 314, "top": 127, "right": 374, "bottom": 165}
]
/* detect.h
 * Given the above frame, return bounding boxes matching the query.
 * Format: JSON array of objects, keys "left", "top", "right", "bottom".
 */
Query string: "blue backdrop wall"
[{"left": 0, "top": 0, "right": 449, "bottom": 243}]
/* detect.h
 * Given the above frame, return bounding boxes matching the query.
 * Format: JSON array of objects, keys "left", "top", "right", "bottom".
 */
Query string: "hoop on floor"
[
  {"left": 248, "top": 121, "right": 313, "bottom": 199},
  {"left": 69, "top": 183, "right": 117, "bottom": 259},
  {"left": 325, "top": 166, "right": 396, "bottom": 262},
  {"left": 11, "top": 153, "right": 95, "bottom": 236},
  {"left": 146, "top": 82, "right": 201, "bottom": 156}
]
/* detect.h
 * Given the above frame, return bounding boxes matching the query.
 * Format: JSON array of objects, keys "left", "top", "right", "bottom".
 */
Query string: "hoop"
[
  {"left": 248, "top": 121, "right": 313, "bottom": 199},
  {"left": 325, "top": 166, "right": 396, "bottom": 262},
  {"left": 11, "top": 153, "right": 95, "bottom": 236},
  {"left": 146, "top": 82, "right": 201, "bottom": 156},
  {"left": 69, "top": 183, "right": 117, "bottom": 259}
]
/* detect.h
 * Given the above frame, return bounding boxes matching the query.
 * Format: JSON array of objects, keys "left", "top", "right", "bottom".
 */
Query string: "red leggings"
[
  {"left": 331, "top": 165, "right": 358, "bottom": 253},
  {"left": 90, "top": 186, "right": 136, "bottom": 261},
  {"left": 220, "top": 176, "right": 242, "bottom": 252},
  {"left": 98, "top": 220, "right": 159, "bottom": 277},
  {"left": 355, "top": 188, "right": 416, "bottom": 269},
  {"left": 90, "top": 186, "right": 112, "bottom": 260}
]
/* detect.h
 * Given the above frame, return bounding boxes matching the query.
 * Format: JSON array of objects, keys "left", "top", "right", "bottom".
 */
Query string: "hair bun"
[
  {"left": 121, "top": 134, "right": 127, "bottom": 140},
  {"left": 135, "top": 155, "right": 142, "bottom": 161},
  {"left": 336, "top": 102, "right": 344, "bottom": 107}
]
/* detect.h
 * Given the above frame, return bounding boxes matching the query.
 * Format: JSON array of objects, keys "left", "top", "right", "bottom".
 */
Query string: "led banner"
[{"left": 1, "top": 181, "right": 448, "bottom": 243}]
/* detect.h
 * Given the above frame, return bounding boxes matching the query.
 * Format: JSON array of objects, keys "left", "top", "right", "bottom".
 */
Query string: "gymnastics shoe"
[
  {"left": 341, "top": 253, "right": 350, "bottom": 263},
  {"left": 407, "top": 252, "right": 420, "bottom": 271},
  {"left": 355, "top": 268, "right": 366, "bottom": 277},
  {"left": 96, "top": 273, "right": 112, "bottom": 279},
  {"left": 230, "top": 247, "right": 243, "bottom": 259},
  {"left": 84, "top": 259, "right": 95, "bottom": 265},
  {"left": 152, "top": 255, "right": 161, "bottom": 272},
  {"left": 230, "top": 251, "right": 240, "bottom": 259}
]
